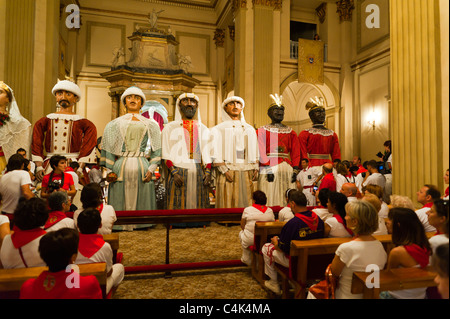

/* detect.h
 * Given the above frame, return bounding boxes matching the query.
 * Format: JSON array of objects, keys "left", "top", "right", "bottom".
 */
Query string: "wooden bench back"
[{"left": 0, "top": 262, "right": 107, "bottom": 299}]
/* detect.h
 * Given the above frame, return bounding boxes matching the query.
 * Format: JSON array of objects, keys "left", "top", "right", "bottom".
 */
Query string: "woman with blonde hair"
[
  {"left": 362, "top": 193, "right": 388, "bottom": 235},
  {"left": 333, "top": 201, "right": 387, "bottom": 298},
  {"left": 308, "top": 200, "right": 387, "bottom": 299},
  {"left": 389, "top": 194, "right": 415, "bottom": 210}
]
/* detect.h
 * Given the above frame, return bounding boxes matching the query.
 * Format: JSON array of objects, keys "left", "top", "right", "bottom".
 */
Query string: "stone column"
[
  {"left": 2, "top": 0, "right": 36, "bottom": 121},
  {"left": 390, "top": 0, "right": 444, "bottom": 201}
]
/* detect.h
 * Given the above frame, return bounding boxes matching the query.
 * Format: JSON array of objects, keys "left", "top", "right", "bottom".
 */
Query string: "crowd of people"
[{"left": 0, "top": 79, "right": 448, "bottom": 299}]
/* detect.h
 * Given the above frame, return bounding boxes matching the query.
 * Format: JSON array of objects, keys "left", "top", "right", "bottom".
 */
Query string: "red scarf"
[
  {"left": 11, "top": 227, "right": 46, "bottom": 249},
  {"left": 404, "top": 244, "right": 431, "bottom": 269},
  {"left": 422, "top": 202, "right": 433, "bottom": 209},
  {"left": 295, "top": 211, "right": 319, "bottom": 231},
  {"left": 445, "top": 187, "right": 449, "bottom": 197},
  {"left": 65, "top": 167, "right": 74, "bottom": 173},
  {"left": 252, "top": 203, "right": 268, "bottom": 213},
  {"left": 44, "top": 211, "right": 67, "bottom": 229},
  {"left": 97, "top": 203, "right": 104, "bottom": 214},
  {"left": 333, "top": 214, "right": 354, "bottom": 236},
  {"left": 78, "top": 234, "right": 105, "bottom": 258}
]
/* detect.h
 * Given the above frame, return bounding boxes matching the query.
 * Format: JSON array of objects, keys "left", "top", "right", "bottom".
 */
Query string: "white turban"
[
  {"left": 52, "top": 80, "right": 82, "bottom": 101},
  {"left": 121, "top": 86, "right": 146, "bottom": 105},
  {"left": 222, "top": 96, "right": 245, "bottom": 109},
  {"left": 175, "top": 93, "right": 201, "bottom": 122},
  {"left": 220, "top": 95, "right": 247, "bottom": 123}
]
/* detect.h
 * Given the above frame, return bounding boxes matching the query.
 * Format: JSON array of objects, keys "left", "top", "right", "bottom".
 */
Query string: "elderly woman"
[{"left": 0, "top": 81, "right": 31, "bottom": 174}]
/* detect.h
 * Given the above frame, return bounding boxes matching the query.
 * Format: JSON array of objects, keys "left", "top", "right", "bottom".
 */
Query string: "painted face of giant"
[
  {"left": 179, "top": 97, "right": 198, "bottom": 119},
  {"left": 309, "top": 107, "right": 326, "bottom": 125},
  {"left": 268, "top": 105, "right": 285, "bottom": 123}
]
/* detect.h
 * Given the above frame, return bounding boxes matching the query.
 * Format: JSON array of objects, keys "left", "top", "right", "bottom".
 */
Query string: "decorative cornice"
[
  {"left": 252, "top": 0, "right": 282, "bottom": 9},
  {"left": 232, "top": 0, "right": 248, "bottom": 11},
  {"left": 316, "top": 2, "right": 326, "bottom": 24},
  {"left": 133, "top": 0, "right": 217, "bottom": 11},
  {"left": 213, "top": 28, "right": 225, "bottom": 47},
  {"left": 336, "top": 0, "right": 354, "bottom": 22}
]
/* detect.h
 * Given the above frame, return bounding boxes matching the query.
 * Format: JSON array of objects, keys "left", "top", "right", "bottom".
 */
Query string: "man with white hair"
[
  {"left": 210, "top": 96, "right": 259, "bottom": 208},
  {"left": 161, "top": 93, "right": 211, "bottom": 210},
  {"left": 32, "top": 80, "right": 97, "bottom": 181}
]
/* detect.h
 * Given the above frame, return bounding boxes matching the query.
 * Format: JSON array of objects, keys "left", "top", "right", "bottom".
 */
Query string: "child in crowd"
[
  {"left": 278, "top": 189, "right": 295, "bottom": 222},
  {"left": 239, "top": 191, "right": 275, "bottom": 266},
  {"left": 75, "top": 208, "right": 124, "bottom": 294},
  {"left": 20, "top": 228, "right": 103, "bottom": 299}
]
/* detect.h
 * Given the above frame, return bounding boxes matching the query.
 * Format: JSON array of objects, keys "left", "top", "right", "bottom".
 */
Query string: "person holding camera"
[
  {"left": 40, "top": 155, "right": 76, "bottom": 200},
  {"left": 362, "top": 160, "right": 386, "bottom": 193}
]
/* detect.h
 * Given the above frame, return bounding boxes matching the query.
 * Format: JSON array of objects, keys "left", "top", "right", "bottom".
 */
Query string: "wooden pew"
[
  {"left": 351, "top": 268, "right": 437, "bottom": 299},
  {"left": 0, "top": 262, "right": 108, "bottom": 299},
  {"left": 103, "top": 233, "right": 120, "bottom": 263},
  {"left": 277, "top": 232, "right": 435, "bottom": 299},
  {"left": 251, "top": 221, "right": 286, "bottom": 285}
]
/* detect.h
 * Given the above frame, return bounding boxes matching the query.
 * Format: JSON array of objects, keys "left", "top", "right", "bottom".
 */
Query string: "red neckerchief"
[
  {"left": 11, "top": 226, "right": 46, "bottom": 249},
  {"left": 78, "top": 234, "right": 105, "bottom": 258},
  {"left": 65, "top": 167, "right": 74, "bottom": 172},
  {"left": 445, "top": 187, "right": 449, "bottom": 197},
  {"left": 97, "top": 203, "right": 104, "bottom": 214},
  {"left": 332, "top": 214, "right": 354, "bottom": 236},
  {"left": 252, "top": 203, "right": 268, "bottom": 213},
  {"left": 404, "top": 244, "right": 431, "bottom": 269},
  {"left": 422, "top": 202, "right": 433, "bottom": 209},
  {"left": 44, "top": 211, "right": 67, "bottom": 229},
  {"left": 295, "top": 211, "right": 319, "bottom": 231}
]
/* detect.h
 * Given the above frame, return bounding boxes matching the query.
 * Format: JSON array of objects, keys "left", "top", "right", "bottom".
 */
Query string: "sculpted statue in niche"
[
  {"left": 177, "top": 54, "right": 193, "bottom": 74},
  {"left": 111, "top": 47, "right": 126, "bottom": 68},
  {"left": 148, "top": 9, "right": 164, "bottom": 29}
]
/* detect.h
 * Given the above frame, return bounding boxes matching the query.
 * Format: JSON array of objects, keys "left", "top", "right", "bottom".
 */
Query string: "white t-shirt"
[
  {"left": 363, "top": 172, "right": 386, "bottom": 189},
  {"left": 0, "top": 215, "right": 9, "bottom": 226},
  {"left": 241, "top": 206, "right": 275, "bottom": 234},
  {"left": 278, "top": 206, "right": 294, "bottom": 222},
  {"left": 415, "top": 206, "right": 437, "bottom": 233},
  {"left": 335, "top": 174, "right": 348, "bottom": 193},
  {"left": 378, "top": 202, "right": 389, "bottom": 219},
  {"left": 335, "top": 240, "right": 387, "bottom": 299},
  {"left": 73, "top": 204, "right": 117, "bottom": 235},
  {"left": 0, "top": 170, "right": 32, "bottom": 214},
  {"left": 325, "top": 217, "right": 352, "bottom": 238},
  {"left": 45, "top": 218, "right": 76, "bottom": 232},
  {"left": 429, "top": 234, "right": 449, "bottom": 254},
  {"left": 0, "top": 234, "right": 46, "bottom": 269},
  {"left": 312, "top": 207, "right": 332, "bottom": 222}
]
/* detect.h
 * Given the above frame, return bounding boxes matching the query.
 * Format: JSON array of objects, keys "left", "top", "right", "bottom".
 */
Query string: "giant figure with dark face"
[
  {"left": 257, "top": 94, "right": 300, "bottom": 206},
  {"left": 298, "top": 97, "right": 341, "bottom": 168},
  {"left": 161, "top": 93, "right": 211, "bottom": 210}
]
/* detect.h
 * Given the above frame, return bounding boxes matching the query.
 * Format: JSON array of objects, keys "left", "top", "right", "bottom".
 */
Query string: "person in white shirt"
[
  {"left": 239, "top": 191, "right": 275, "bottom": 266},
  {"left": 323, "top": 192, "right": 352, "bottom": 238},
  {"left": 44, "top": 191, "right": 76, "bottom": 232},
  {"left": 340, "top": 182, "right": 359, "bottom": 202},
  {"left": 362, "top": 184, "right": 389, "bottom": 219},
  {"left": 335, "top": 162, "right": 350, "bottom": 193},
  {"left": 296, "top": 158, "right": 320, "bottom": 206},
  {"left": 278, "top": 189, "right": 295, "bottom": 222},
  {"left": 362, "top": 160, "right": 386, "bottom": 190},
  {"left": 427, "top": 199, "right": 449, "bottom": 253},
  {"left": 415, "top": 184, "right": 440, "bottom": 232},
  {"left": 0, "top": 198, "right": 48, "bottom": 269},
  {"left": 0, "top": 154, "right": 34, "bottom": 219},
  {"left": 312, "top": 188, "right": 333, "bottom": 221}
]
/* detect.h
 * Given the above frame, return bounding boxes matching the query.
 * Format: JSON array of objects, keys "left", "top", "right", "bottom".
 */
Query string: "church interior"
[{"left": 0, "top": 0, "right": 448, "bottom": 302}]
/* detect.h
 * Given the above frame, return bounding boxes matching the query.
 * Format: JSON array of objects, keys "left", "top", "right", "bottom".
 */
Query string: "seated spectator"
[
  {"left": 416, "top": 184, "right": 441, "bottom": 232},
  {"left": 312, "top": 188, "right": 332, "bottom": 221},
  {"left": 0, "top": 198, "right": 48, "bottom": 268},
  {"left": 318, "top": 163, "right": 336, "bottom": 192},
  {"left": 0, "top": 154, "right": 34, "bottom": 221},
  {"left": 389, "top": 194, "right": 415, "bottom": 210},
  {"left": 0, "top": 215, "right": 10, "bottom": 249},
  {"left": 340, "top": 183, "right": 359, "bottom": 202},
  {"left": 324, "top": 192, "right": 352, "bottom": 238},
  {"left": 432, "top": 243, "right": 449, "bottom": 299},
  {"left": 20, "top": 228, "right": 103, "bottom": 299},
  {"left": 427, "top": 199, "right": 449, "bottom": 253},
  {"left": 308, "top": 200, "right": 387, "bottom": 299},
  {"left": 40, "top": 155, "right": 76, "bottom": 200},
  {"left": 73, "top": 183, "right": 117, "bottom": 235},
  {"left": 382, "top": 207, "right": 432, "bottom": 299},
  {"left": 362, "top": 160, "right": 386, "bottom": 191},
  {"left": 335, "top": 162, "right": 350, "bottom": 193},
  {"left": 239, "top": 191, "right": 275, "bottom": 266},
  {"left": 75, "top": 208, "right": 124, "bottom": 294},
  {"left": 362, "top": 184, "right": 389, "bottom": 218},
  {"left": 262, "top": 191, "right": 325, "bottom": 294},
  {"left": 362, "top": 193, "right": 388, "bottom": 235},
  {"left": 278, "top": 189, "right": 295, "bottom": 222},
  {"left": 44, "top": 191, "right": 76, "bottom": 232}
]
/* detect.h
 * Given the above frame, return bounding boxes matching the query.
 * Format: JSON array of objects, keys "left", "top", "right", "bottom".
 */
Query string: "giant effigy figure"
[
  {"left": 100, "top": 86, "right": 161, "bottom": 212},
  {"left": 210, "top": 96, "right": 259, "bottom": 208},
  {"left": 298, "top": 97, "right": 341, "bottom": 168},
  {"left": 162, "top": 93, "right": 211, "bottom": 210},
  {"left": 32, "top": 80, "right": 97, "bottom": 181},
  {"left": 257, "top": 94, "right": 300, "bottom": 207}
]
